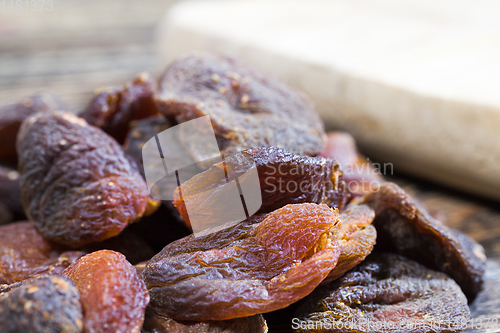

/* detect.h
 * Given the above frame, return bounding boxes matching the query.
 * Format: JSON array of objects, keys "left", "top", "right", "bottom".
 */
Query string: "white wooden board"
[{"left": 156, "top": 0, "right": 500, "bottom": 200}]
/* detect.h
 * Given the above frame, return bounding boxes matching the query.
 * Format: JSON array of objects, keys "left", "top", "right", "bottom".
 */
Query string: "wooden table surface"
[{"left": 1, "top": 1, "right": 499, "bottom": 332}]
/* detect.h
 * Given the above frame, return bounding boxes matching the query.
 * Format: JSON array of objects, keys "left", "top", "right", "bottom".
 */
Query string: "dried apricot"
[
  {"left": 142, "top": 307, "right": 268, "bottom": 333},
  {"left": 323, "top": 204, "right": 376, "bottom": 284},
  {"left": 0, "top": 275, "right": 83, "bottom": 333},
  {"left": 320, "top": 132, "right": 385, "bottom": 197},
  {"left": 156, "top": 52, "right": 325, "bottom": 158},
  {"left": 0, "top": 93, "right": 62, "bottom": 164},
  {"left": 63, "top": 250, "right": 149, "bottom": 333},
  {"left": 17, "top": 111, "right": 153, "bottom": 247},
  {"left": 0, "top": 222, "right": 85, "bottom": 285},
  {"left": 295, "top": 253, "right": 470, "bottom": 333},
  {"left": 174, "top": 146, "right": 349, "bottom": 229},
  {"left": 124, "top": 115, "right": 171, "bottom": 176},
  {"left": 81, "top": 72, "right": 160, "bottom": 144},
  {"left": 361, "top": 182, "right": 486, "bottom": 300},
  {"left": 143, "top": 203, "right": 340, "bottom": 321}
]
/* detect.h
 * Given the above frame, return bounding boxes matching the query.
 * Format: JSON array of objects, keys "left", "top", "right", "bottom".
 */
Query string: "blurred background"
[
  {"left": 0, "top": 0, "right": 176, "bottom": 110},
  {"left": 1, "top": 0, "right": 499, "bottom": 201}
]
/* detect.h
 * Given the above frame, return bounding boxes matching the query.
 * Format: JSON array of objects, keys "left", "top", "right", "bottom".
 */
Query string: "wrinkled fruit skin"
[
  {"left": 63, "top": 250, "right": 149, "bottom": 333},
  {"left": 143, "top": 203, "right": 341, "bottom": 321},
  {"left": 81, "top": 72, "right": 161, "bottom": 144},
  {"left": 156, "top": 51, "right": 326, "bottom": 158},
  {"left": 17, "top": 111, "right": 153, "bottom": 247},
  {"left": 0, "top": 222, "right": 85, "bottom": 284},
  {"left": 174, "top": 146, "right": 349, "bottom": 228},
  {"left": 0, "top": 275, "right": 83, "bottom": 333},
  {"left": 0, "top": 93, "right": 62, "bottom": 164},
  {"left": 320, "top": 132, "right": 385, "bottom": 197},
  {"left": 361, "top": 182, "right": 486, "bottom": 300},
  {"left": 295, "top": 253, "right": 470, "bottom": 333},
  {"left": 124, "top": 115, "right": 171, "bottom": 176},
  {"left": 0, "top": 166, "right": 25, "bottom": 221},
  {"left": 141, "top": 307, "right": 268, "bottom": 333},
  {"left": 323, "top": 204, "right": 376, "bottom": 284}
]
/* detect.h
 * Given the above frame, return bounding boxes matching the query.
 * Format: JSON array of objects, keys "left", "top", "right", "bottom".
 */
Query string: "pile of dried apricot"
[{"left": 0, "top": 51, "right": 485, "bottom": 333}]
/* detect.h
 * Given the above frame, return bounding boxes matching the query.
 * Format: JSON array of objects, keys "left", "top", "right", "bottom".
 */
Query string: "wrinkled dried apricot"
[
  {"left": 0, "top": 93, "right": 62, "bottom": 164},
  {"left": 81, "top": 72, "right": 160, "bottom": 144},
  {"left": 156, "top": 52, "right": 325, "bottom": 158},
  {"left": 124, "top": 115, "right": 171, "bottom": 176},
  {"left": 174, "top": 146, "right": 349, "bottom": 229},
  {"left": 0, "top": 275, "right": 83, "bottom": 333},
  {"left": 323, "top": 204, "right": 376, "bottom": 284},
  {"left": 320, "top": 132, "right": 385, "bottom": 197},
  {"left": 17, "top": 111, "right": 154, "bottom": 247},
  {"left": 143, "top": 203, "right": 340, "bottom": 321},
  {"left": 0, "top": 222, "right": 85, "bottom": 285},
  {"left": 63, "top": 250, "right": 149, "bottom": 333},
  {"left": 361, "top": 182, "right": 486, "bottom": 300},
  {"left": 295, "top": 253, "right": 470, "bottom": 333},
  {"left": 142, "top": 307, "right": 268, "bottom": 333}
]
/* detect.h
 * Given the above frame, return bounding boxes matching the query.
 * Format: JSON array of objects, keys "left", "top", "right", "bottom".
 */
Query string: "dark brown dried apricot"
[
  {"left": 174, "top": 146, "right": 349, "bottom": 229},
  {"left": 0, "top": 93, "right": 62, "bottom": 164},
  {"left": 143, "top": 203, "right": 340, "bottom": 321},
  {"left": 0, "top": 222, "right": 85, "bottom": 285},
  {"left": 361, "top": 182, "right": 486, "bottom": 300},
  {"left": 81, "top": 72, "right": 161, "bottom": 144},
  {"left": 323, "top": 204, "right": 376, "bottom": 284},
  {"left": 156, "top": 52, "right": 325, "bottom": 158},
  {"left": 142, "top": 307, "right": 268, "bottom": 333},
  {"left": 320, "top": 132, "right": 385, "bottom": 197},
  {"left": 124, "top": 115, "right": 171, "bottom": 176},
  {"left": 295, "top": 253, "right": 470, "bottom": 333},
  {"left": 0, "top": 275, "right": 83, "bottom": 333},
  {"left": 63, "top": 250, "right": 149, "bottom": 333},
  {"left": 17, "top": 111, "right": 154, "bottom": 247}
]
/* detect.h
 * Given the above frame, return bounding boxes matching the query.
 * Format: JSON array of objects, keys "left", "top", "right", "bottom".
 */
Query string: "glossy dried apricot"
[
  {"left": 81, "top": 72, "right": 160, "bottom": 144},
  {"left": 174, "top": 146, "right": 349, "bottom": 229},
  {"left": 156, "top": 52, "right": 326, "bottom": 158},
  {"left": 17, "top": 111, "right": 153, "bottom": 247},
  {"left": 323, "top": 204, "right": 376, "bottom": 284},
  {"left": 142, "top": 307, "right": 268, "bottom": 333},
  {"left": 295, "top": 253, "right": 470, "bottom": 333},
  {"left": 63, "top": 250, "right": 149, "bottom": 333},
  {"left": 320, "top": 132, "right": 385, "bottom": 197},
  {"left": 0, "top": 222, "right": 85, "bottom": 285},
  {"left": 361, "top": 182, "right": 486, "bottom": 300},
  {"left": 143, "top": 203, "right": 340, "bottom": 321},
  {"left": 0, "top": 275, "right": 83, "bottom": 333}
]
